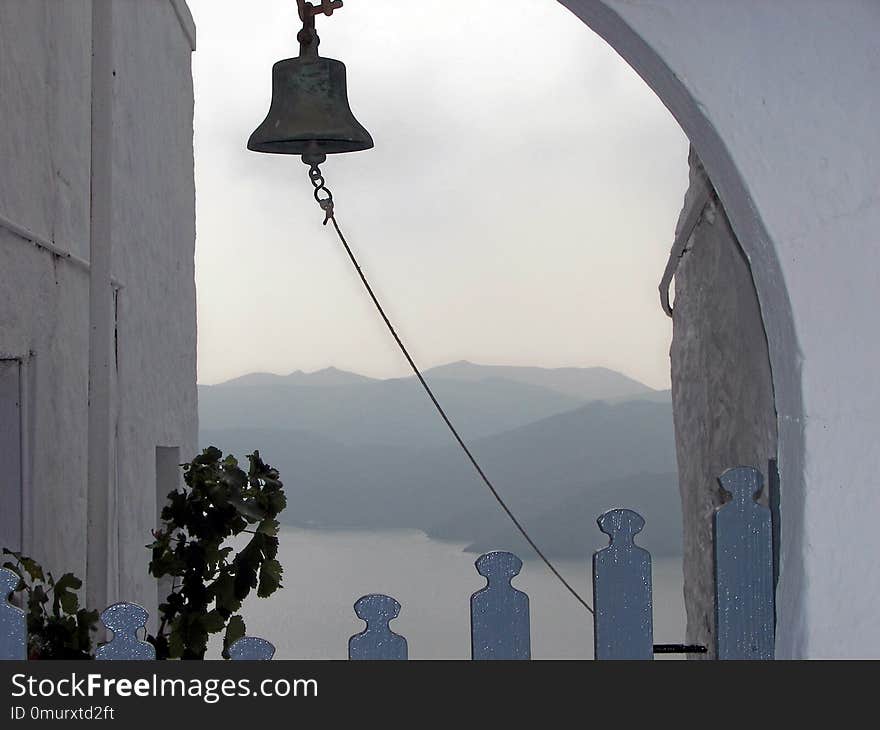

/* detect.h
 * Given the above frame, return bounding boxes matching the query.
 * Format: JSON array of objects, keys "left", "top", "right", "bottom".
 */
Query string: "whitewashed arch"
[{"left": 558, "top": 0, "right": 880, "bottom": 657}]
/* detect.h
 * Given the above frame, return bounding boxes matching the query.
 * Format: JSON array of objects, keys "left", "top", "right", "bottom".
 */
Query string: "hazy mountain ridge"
[
  {"left": 200, "top": 375, "right": 587, "bottom": 449},
  {"left": 424, "top": 360, "right": 655, "bottom": 401},
  {"left": 211, "top": 361, "right": 659, "bottom": 398},
  {"left": 199, "top": 364, "right": 681, "bottom": 559},
  {"left": 200, "top": 362, "right": 665, "bottom": 448},
  {"left": 216, "top": 366, "right": 376, "bottom": 388}
]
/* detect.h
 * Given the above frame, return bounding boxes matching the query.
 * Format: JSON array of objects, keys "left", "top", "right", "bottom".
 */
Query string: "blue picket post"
[
  {"left": 470, "top": 551, "right": 530, "bottom": 660},
  {"left": 228, "top": 636, "right": 275, "bottom": 660},
  {"left": 348, "top": 594, "right": 407, "bottom": 660},
  {"left": 592, "top": 508, "right": 653, "bottom": 660},
  {"left": 0, "top": 567, "right": 26, "bottom": 660},
  {"left": 95, "top": 602, "right": 156, "bottom": 660},
  {"left": 714, "top": 466, "right": 774, "bottom": 659}
]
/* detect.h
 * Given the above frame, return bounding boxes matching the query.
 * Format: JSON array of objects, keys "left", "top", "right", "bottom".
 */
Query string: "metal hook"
[
  {"left": 298, "top": 0, "right": 343, "bottom": 22},
  {"left": 296, "top": 1, "right": 343, "bottom": 57}
]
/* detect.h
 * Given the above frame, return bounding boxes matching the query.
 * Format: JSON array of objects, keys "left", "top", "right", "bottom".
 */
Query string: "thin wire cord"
[{"left": 326, "top": 213, "right": 594, "bottom": 615}]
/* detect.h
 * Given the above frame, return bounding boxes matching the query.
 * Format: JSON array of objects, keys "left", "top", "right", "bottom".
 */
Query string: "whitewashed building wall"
[{"left": 0, "top": 0, "right": 197, "bottom": 623}]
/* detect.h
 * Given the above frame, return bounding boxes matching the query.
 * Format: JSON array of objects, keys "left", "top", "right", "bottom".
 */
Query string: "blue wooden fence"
[{"left": 0, "top": 465, "right": 774, "bottom": 661}]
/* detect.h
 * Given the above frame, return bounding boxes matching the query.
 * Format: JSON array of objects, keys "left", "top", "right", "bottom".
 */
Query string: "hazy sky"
[{"left": 189, "top": 0, "right": 688, "bottom": 389}]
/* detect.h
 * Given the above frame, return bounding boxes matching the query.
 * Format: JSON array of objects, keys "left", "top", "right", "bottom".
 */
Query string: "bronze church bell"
[{"left": 248, "top": 0, "right": 373, "bottom": 165}]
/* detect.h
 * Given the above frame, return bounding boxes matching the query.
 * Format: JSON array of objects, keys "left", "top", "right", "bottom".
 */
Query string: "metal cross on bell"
[{"left": 247, "top": 0, "right": 373, "bottom": 166}]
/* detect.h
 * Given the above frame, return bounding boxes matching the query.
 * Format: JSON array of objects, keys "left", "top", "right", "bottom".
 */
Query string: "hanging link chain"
[{"left": 308, "top": 163, "right": 335, "bottom": 225}]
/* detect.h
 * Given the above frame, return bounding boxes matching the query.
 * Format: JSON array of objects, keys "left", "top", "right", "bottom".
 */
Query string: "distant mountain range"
[
  {"left": 420, "top": 361, "right": 654, "bottom": 401},
  {"left": 218, "top": 366, "right": 374, "bottom": 389},
  {"left": 199, "top": 363, "right": 679, "bottom": 558}
]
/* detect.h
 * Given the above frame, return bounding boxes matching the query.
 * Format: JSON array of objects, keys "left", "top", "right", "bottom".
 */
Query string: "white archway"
[{"left": 558, "top": 0, "right": 880, "bottom": 657}]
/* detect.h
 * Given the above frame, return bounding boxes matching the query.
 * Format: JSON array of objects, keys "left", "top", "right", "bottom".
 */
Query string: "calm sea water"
[{"left": 214, "top": 526, "right": 685, "bottom": 660}]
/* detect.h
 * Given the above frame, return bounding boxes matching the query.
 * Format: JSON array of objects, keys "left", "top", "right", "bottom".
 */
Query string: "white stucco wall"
[
  {"left": 0, "top": 0, "right": 93, "bottom": 583},
  {"left": 0, "top": 1, "right": 197, "bottom": 621},
  {"left": 560, "top": 0, "right": 880, "bottom": 656},
  {"left": 109, "top": 0, "right": 198, "bottom": 617}
]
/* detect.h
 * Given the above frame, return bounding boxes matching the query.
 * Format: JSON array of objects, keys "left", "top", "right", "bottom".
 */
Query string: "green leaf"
[
  {"left": 184, "top": 614, "right": 210, "bottom": 659},
  {"left": 29, "top": 585, "right": 49, "bottom": 609},
  {"left": 198, "top": 446, "right": 223, "bottom": 464},
  {"left": 202, "top": 610, "right": 226, "bottom": 634},
  {"left": 257, "top": 559, "right": 283, "bottom": 598},
  {"left": 231, "top": 538, "right": 262, "bottom": 600},
  {"left": 19, "top": 555, "right": 45, "bottom": 583},
  {"left": 221, "top": 454, "right": 240, "bottom": 472},
  {"left": 52, "top": 573, "right": 82, "bottom": 617},
  {"left": 58, "top": 591, "right": 78, "bottom": 615},
  {"left": 222, "top": 615, "right": 246, "bottom": 659},
  {"left": 168, "top": 616, "right": 185, "bottom": 659},
  {"left": 228, "top": 495, "right": 264, "bottom": 522},
  {"left": 209, "top": 571, "right": 240, "bottom": 616},
  {"left": 255, "top": 518, "right": 279, "bottom": 536}
]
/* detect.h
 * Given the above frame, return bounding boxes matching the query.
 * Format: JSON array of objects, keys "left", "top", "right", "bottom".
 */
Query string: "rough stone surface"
[{"left": 669, "top": 152, "right": 776, "bottom": 658}]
